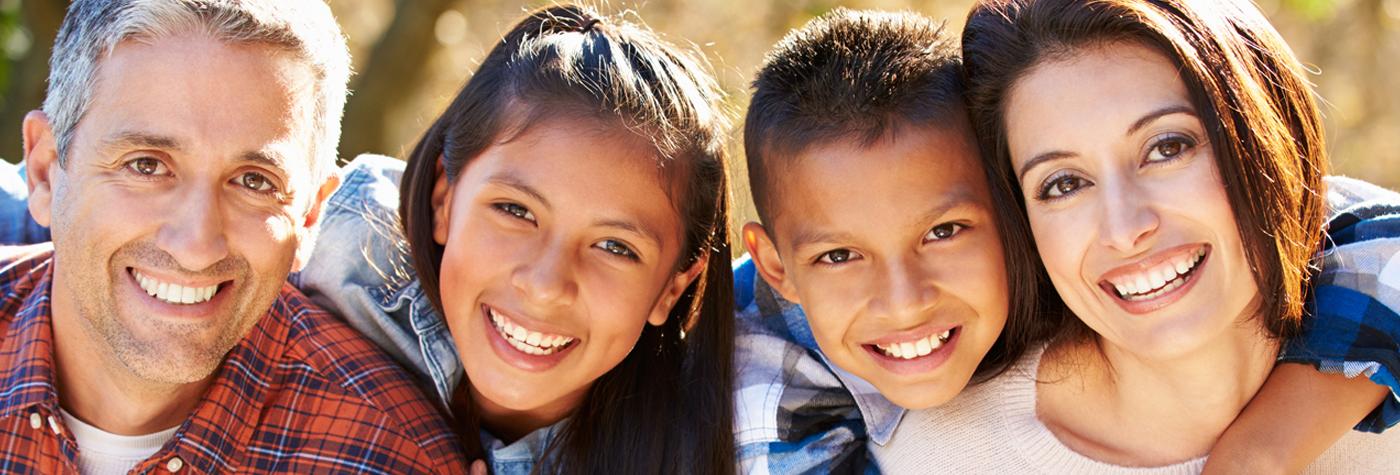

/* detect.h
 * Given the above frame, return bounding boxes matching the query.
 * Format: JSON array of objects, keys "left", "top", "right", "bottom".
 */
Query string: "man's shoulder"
[
  {"left": 253, "top": 283, "right": 466, "bottom": 470},
  {"left": 0, "top": 244, "right": 54, "bottom": 321}
]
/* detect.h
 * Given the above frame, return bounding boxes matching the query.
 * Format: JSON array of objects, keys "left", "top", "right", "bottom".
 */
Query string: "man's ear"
[
  {"left": 23, "top": 110, "right": 60, "bottom": 227},
  {"left": 742, "top": 221, "right": 801, "bottom": 304},
  {"left": 647, "top": 254, "right": 709, "bottom": 327},
  {"left": 291, "top": 170, "right": 340, "bottom": 272},
  {"left": 431, "top": 158, "right": 453, "bottom": 246}
]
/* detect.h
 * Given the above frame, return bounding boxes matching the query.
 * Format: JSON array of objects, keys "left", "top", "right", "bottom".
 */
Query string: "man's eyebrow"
[
  {"left": 101, "top": 131, "right": 181, "bottom": 152},
  {"left": 239, "top": 149, "right": 291, "bottom": 174}
]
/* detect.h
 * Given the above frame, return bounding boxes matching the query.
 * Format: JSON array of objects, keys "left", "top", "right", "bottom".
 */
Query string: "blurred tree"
[
  {"left": 0, "top": 0, "right": 63, "bottom": 163},
  {"left": 337, "top": 0, "right": 456, "bottom": 163}
]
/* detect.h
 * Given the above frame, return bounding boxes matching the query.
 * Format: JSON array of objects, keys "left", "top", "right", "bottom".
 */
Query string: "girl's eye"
[
  {"left": 1146, "top": 134, "right": 1197, "bottom": 163},
  {"left": 236, "top": 171, "right": 278, "bottom": 194},
  {"left": 595, "top": 239, "right": 638, "bottom": 260},
  {"left": 125, "top": 157, "right": 169, "bottom": 177},
  {"left": 924, "top": 223, "right": 966, "bottom": 242},
  {"left": 816, "top": 249, "right": 860, "bottom": 265},
  {"left": 492, "top": 202, "right": 536, "bottom": 222},
  {"left": 1036, "top": 172, "right": 1091, "bottom": 200}
]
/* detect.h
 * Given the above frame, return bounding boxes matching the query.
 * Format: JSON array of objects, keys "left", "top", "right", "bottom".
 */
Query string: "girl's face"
[
  {"left": 431, "top": 119, "right": 703, "bottom": 430},
  {"left": 1003, "top": 41, "right": 1259, "bottom": 359}
]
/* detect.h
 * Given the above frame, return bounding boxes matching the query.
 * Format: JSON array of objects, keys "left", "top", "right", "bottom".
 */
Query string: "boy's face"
[{"left": 744, "top": 123, "right": 1009, "bottom": 409}]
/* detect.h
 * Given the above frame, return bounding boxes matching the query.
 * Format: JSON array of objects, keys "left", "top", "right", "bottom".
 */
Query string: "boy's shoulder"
[{"left": 732, "top": 257, "right": 899, "bottom": 474}]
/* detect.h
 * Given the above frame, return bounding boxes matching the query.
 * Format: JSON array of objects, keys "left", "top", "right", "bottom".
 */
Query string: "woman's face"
[
  {"left": 1003, "top": 41, "right": 1259, "bottom": 359},
  {"left": 431, "top": 119, "right": 702, "bottom": 429}
]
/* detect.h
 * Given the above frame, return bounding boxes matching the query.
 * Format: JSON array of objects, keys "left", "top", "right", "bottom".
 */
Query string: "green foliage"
[{"left": 1283, "top": 0, "right": 1339, "bottom": 21}]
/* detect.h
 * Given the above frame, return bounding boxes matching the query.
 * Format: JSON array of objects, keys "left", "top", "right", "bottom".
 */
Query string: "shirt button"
[
  {"left": 28, "top": 412, "right": 41, "bottom": 429},
  {"left": 166, "top": 457, "right": 184, "bottom": 472},
  {"left": 46, "top": 415, "right": 61, "bottom": 435}
]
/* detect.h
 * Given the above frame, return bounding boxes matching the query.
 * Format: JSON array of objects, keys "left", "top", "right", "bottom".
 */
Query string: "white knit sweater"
[{"left": 871, "top": 346, "right": 1400, "bottom": 474}]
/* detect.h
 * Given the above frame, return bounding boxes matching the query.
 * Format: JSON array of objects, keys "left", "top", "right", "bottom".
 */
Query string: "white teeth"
[
  {"left": 133, "top": 270, "right": 218, "bottom": 305},
  {"left": 1108, "top": 248, "right": 1207, "bottom": 300},
  {"left": 876, "top": 330, "right": 954, "bottom": 360},
  {"left": 488, "top": 307, "right": 574, "bottom": 355}
]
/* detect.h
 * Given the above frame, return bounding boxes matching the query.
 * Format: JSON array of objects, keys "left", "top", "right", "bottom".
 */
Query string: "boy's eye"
[
  {"left": 595, "top": 239, "right": 638, "bottom": 260},
  {"left": 493, "top": 202, "right": 536, "bottom": 222},
  {"left": 924, "top": 223, "right": 966, "bottom": 242},
  {"left": 816, "top": 249, "right": 859, "bottom": 265},
  {"left": 125, "top": 157, "right": 169, "bottom": 176}
]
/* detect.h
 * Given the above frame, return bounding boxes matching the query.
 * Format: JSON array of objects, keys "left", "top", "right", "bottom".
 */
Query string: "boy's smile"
[{"left": 745, "top": 121, "right": 1009, "bottom": 409}]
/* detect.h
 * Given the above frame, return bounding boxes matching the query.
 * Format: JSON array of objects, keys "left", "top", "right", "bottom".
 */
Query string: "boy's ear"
[
  {"left": 431, "top": 157, "right": 453, "bottom": 245},
  {"left": 647, "top": 254, "right": 708, "bottom": 326},
  {"left": 742, "top": 221, "right": 801, "bottom": 304},
  {"left": 291, "top": 171, "right": 341, "bottom": 272},
  {"left": 23, "top": 110, "right": 59, "bottom": 227}
]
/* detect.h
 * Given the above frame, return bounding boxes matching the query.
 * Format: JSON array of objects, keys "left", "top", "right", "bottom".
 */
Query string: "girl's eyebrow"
[
  {"left": 488, "top": 174, "right": 551, "bottom": 209},
  {"left": 594, "top": 218, "right": 662, "bottom": 249}
]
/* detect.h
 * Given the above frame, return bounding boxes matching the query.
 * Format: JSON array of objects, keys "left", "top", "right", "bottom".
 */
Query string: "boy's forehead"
[{"left": 767, "top": 124, "right": 989, "bottom": 247}]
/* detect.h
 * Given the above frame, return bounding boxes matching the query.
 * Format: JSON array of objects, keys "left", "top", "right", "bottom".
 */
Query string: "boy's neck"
[{"left": 1034, "top": 324, "right": 1278, "bottom": 466}]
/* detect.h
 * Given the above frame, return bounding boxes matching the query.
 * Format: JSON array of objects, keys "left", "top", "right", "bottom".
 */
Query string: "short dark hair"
[
  {"left": 743, "top": 8, "right": 1053, "bottom": 384},
  {"left": 398, "top": 5, "right": 735, "bottom": 473},
  {"left": 963, "top": 0, "right": 1329, "bottom": 341},
  {"left": 744, "top": 8, "right": 965, "bottom": 231}
]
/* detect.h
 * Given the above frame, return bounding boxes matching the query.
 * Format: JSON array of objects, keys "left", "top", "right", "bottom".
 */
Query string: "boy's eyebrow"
[
  {"left": 487, "top": 174, "right": 551, "bottom": 209},
  {"left": 789, "top": 228, "right": 859, "bottom": 251}
]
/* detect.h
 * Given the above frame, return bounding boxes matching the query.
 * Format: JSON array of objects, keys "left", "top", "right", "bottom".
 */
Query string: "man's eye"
[
  {"left": 125, "top": 157, "right": 167, "bottom": 176},
  {"left": 816, "top": 249, "right": 859, "bottom": 265},
  {"left": 237, "top": 172, "right": 278, "bottom": 193}
]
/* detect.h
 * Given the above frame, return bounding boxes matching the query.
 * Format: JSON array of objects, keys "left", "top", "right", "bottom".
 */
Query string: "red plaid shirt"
[{"left": 0, "top": 245, "right": 468, "bottom": 474}]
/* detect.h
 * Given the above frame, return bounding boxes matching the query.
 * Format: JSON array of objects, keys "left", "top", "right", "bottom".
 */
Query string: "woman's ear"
[{"left": 647, "top": 254, "right": 708, "bottom": 326}]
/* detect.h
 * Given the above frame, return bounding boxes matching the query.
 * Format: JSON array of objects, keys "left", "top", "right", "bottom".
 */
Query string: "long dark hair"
[
  {"left": 398, "top": 5, "right": 735, "bottom": 473},
  {"left": 962, "top": 0, "right": 1329, "bottom": 342}
]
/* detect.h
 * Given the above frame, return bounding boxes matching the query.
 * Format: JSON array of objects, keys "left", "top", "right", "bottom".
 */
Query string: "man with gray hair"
[{"left": 0, "top": 1, "right": 467, "bottom": 473}]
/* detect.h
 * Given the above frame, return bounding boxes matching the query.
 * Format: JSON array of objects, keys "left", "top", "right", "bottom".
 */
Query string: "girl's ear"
[
  {"left": 431, "top": 157, "right": 453, "bottom": 245},
  {"left": 647, "top": 254, "right": 708, "bottom": 326}
]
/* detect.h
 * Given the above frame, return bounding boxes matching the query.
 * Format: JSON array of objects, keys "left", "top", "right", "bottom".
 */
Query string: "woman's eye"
[
  {"left": 924, "top": 223, "right": 966, "bottom": 242},
  {"left": 595, "top": 239, "right": 638, "bottom": 260},
  {"left": 816, "top": 249, "right": 859, "bottom": 265},
  {"left": 236, "top": 171, "right": 278, "bottom": 193},
  {"left": 1146, "top": 134, "right": 1197, "bottom": 163},
  {"left": 493, "top": 202, "right": 536, "bottom": 222},
  {"left": 125, "top": 157, "right": 168, "bottom": 176},
  {"left": 1037, "top": 173, "right": 1091, "bottom": 200}
]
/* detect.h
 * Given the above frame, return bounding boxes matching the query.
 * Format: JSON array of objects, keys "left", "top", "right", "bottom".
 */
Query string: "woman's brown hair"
[
  {"left": 962, "top": 0, "right": 1329, "bottom": 341},
  {"left": 397, "top": 5, "right": 735, "bottom": 473}
]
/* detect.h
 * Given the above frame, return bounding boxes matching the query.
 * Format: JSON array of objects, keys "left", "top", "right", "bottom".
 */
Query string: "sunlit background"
[{"left": 2, "top": 0, "right": 1396, "bottom": 229}]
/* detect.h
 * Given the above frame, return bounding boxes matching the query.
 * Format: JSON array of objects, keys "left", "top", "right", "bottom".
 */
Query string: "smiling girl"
[{"left": 290, "top": 5, "right": 735, "bottom": 473}]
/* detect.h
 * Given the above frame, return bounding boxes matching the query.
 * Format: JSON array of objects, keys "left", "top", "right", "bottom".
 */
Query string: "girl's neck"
[
  {"left": 1035, "top": 323, "right": 1279, "bottom": 466},
  {"left": 469, "top": 383, "right": 586, "bottom": 443}
]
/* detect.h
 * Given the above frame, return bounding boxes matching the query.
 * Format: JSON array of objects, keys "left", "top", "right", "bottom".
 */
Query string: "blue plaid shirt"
[{"left": 733, "top": 176, "right": 1400, "bottom": 472}]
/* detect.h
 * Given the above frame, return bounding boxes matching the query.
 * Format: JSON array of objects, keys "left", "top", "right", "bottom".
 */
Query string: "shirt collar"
[{"left": 741, "top": 256, "right": 909, "bottom": 446}]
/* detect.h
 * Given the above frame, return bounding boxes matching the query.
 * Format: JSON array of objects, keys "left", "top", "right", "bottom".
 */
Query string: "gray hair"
[{"left": 44, "top": 0, "right": 350, "bottom": 179}]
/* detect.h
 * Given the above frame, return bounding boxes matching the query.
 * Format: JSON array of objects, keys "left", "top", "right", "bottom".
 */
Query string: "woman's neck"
[
  {"left": 1035, "top": 324, "right": 1279, "bottom": 466},
  {"left": 470, "top": 383, "right": 586, "bottom": 444}
]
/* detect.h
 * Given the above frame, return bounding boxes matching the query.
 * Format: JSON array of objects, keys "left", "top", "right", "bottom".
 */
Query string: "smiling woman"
[{"left": 871, "top": 0, "right": 1400, "bottom": 472}]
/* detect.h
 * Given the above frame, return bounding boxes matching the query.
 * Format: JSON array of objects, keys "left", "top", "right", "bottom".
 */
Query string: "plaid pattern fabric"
[
  {"left": 733, "top": 257, "right": 898, "bottom": 475},
  {"left": 0, "top": 244, "right": 468, "bottom": 474},
  {"left": 1281, "top": 176, "right": 1400, "bottom": 433}
]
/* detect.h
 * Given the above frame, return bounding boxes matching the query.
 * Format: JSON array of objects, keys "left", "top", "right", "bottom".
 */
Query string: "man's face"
[
  {"left": 745, "top": 123, "right": 1009, "bottom": 409},
  {"left": 26, "top": 34, "right": 328, "bottom": 385}
]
